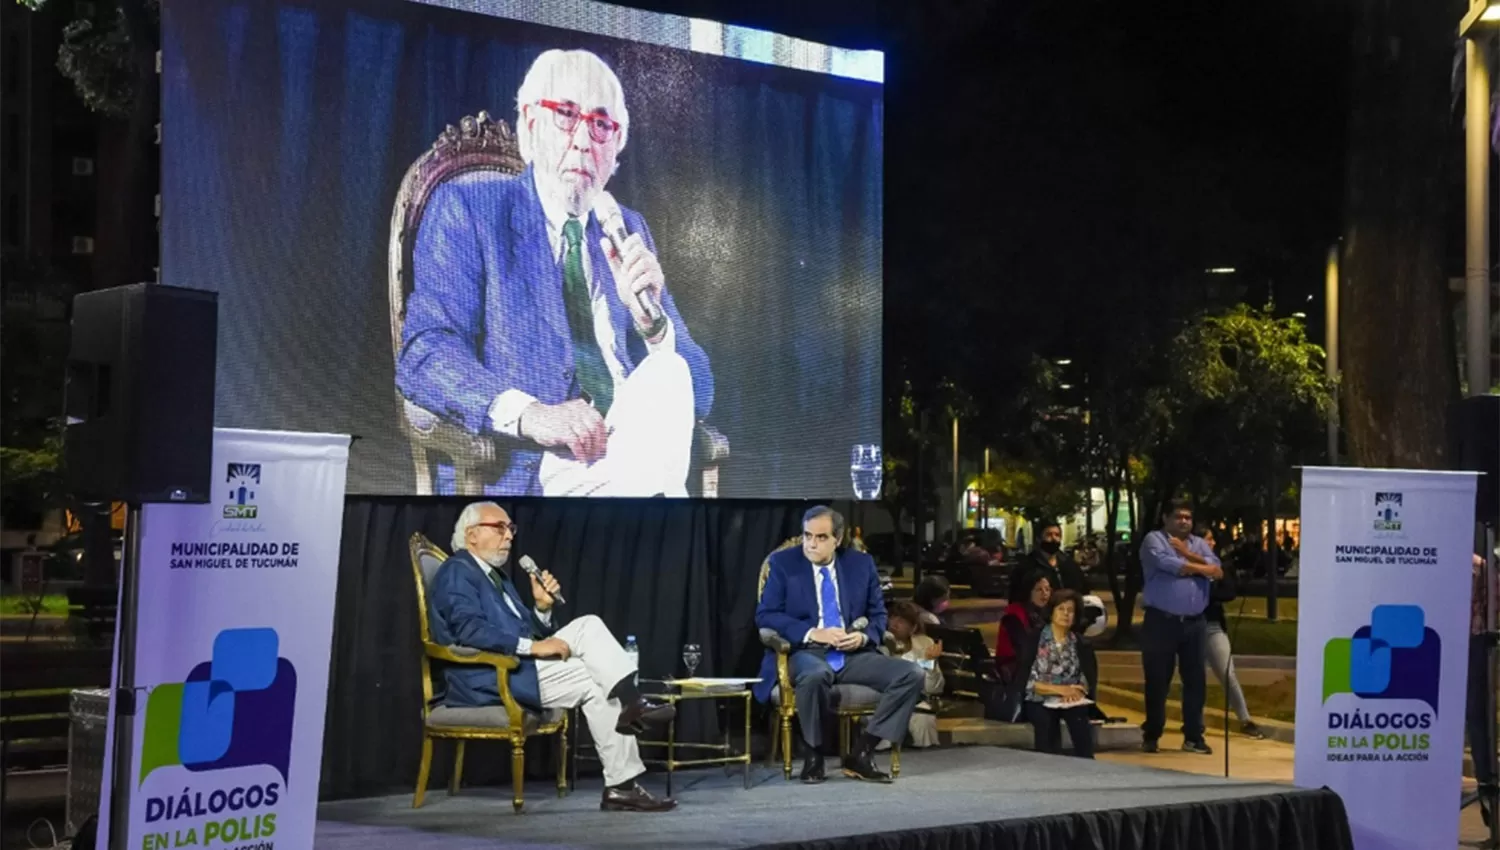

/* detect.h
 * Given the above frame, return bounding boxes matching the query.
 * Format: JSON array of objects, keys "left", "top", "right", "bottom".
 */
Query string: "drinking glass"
[
  {"left": 850, "top": 444, "right": 883, "bottom": 499},
  {"left": 681, "top": 643, "right": 702, "bottom": 678}
]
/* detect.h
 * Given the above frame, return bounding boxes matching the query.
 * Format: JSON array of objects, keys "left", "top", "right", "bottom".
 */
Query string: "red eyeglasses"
[
  {"left": 537, "top": 99, "right": 621, "bottom": 144},
  {"left": 475, "top": 521, "right": 518, "bottom": 537}
]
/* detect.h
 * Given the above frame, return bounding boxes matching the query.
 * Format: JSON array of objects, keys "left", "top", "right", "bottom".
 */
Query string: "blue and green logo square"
[
  {"left": 1322, "top": 604, "right": 1441, "bottom": 714},
  {"left": 140, "top": 627, "right": 296, "bottom": 785}
]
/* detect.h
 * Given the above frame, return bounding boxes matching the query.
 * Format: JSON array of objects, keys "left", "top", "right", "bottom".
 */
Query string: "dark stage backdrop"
[{"left": 321, "top": 497, "right": 843, "bottom": 799}]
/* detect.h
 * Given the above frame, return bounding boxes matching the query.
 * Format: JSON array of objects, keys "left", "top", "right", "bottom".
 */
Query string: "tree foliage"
[{"left": 23, "top": 0, "right": 159, "bottom": 118}]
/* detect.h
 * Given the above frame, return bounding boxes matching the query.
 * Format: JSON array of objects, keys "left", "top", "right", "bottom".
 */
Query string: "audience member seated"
[
  {"left": 990, "top": 571, "right": 1050, "bottom": 722},
  {"left": 755, "top": 506, "right": 925, "bottom": 784},
  {"left": 1024, "top": 589, "right": 1095, "bottom": 759},
  {"left": 996, "top": 571, "right": 1051, "bottom": 677},
  {"left": 880, "top": 601, "right": 945, "bottom": 748},
  {"left": 913, "top": 575, "right": 952, "bottom": 627}
]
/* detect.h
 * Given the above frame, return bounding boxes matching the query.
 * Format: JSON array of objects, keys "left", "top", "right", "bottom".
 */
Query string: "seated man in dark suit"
[
  {"left": 427, "top": 501, "right": 675, "bottom": 811},
  {"left": 755, "top": 506, "right": 924, "bottom": 784}
]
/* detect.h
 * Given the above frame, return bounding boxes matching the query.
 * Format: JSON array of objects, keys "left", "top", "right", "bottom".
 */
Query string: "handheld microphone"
[
  {"left": 593, "top": 191, "right": 664, "bottom": 326},
  {"left": 517, "top": 555, "right": 565, "bottom": 605}
]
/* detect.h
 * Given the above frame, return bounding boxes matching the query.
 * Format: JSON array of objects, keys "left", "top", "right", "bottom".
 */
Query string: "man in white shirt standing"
[
  {"left": 427, "top": 501, "right": 676, "bottom": 811},
  {"left": 398, "top": 49, "right": 715, "bottom": 497}
]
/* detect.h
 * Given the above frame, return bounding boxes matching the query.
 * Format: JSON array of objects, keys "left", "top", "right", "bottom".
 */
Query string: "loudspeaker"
[
  {"left": 64, "top": 284, "right": 218, "bottom": 503},
  {"left": 1452, "top": 394, "right": 1499, "bottom": 524}
]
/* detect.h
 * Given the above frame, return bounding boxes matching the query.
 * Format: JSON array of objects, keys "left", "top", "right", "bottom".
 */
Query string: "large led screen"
[{"left": 162, "top": 0, "right": 883, "bottom": 498}]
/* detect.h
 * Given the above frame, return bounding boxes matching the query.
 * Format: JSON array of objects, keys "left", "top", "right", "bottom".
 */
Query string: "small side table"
[
  {"left": 571, "top": 677, "right": 760, "bottom": 797},
  {"left": 640, "top": 678, "right": 760, "bottom": 796}
]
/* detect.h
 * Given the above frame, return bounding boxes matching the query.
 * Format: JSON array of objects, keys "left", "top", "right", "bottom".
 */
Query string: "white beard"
[{"left": 477, "top": 548, "right": 509, "bottom": 569}]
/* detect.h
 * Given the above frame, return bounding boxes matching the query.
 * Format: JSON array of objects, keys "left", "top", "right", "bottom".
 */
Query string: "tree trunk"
[
  {"left": 92, "top": 0, "right": 160, "bottom": 293},
  {"left": 1339, "top": 0, "right": 1461, "bottom": 469}
]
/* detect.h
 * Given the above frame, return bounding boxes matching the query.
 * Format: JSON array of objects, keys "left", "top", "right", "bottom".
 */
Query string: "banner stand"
[
  {"left": 95, "top": 429, "right": 350, "bottom": 850},
  {"left": 1294, "top": 466, "right": 1479, "bottom": 850},
  {"left": 107, "top": 504, "right": 146, "bottom": 850}
]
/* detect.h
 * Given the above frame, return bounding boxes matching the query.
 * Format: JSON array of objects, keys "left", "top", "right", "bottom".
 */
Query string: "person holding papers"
[{"left": 1023, "top": 589, "right": 1095, "bottom": 759}]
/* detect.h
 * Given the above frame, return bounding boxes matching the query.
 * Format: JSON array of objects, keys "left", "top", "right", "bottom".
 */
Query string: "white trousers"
[
  {"left": 539, "top": 351, "right": 695, "bottom": 497},
  {"left": 535, "top": 614, "right": 644, "bottom": 787}
]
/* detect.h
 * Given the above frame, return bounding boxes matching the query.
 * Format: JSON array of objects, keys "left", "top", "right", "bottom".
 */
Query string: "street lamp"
[{"left": 1460, "top": 0, "right": 1496, "bottom": 395}]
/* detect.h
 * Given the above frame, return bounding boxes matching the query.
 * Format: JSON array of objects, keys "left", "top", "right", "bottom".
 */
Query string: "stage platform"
[{"left": 315, "top": 746, "right": 1353, "bottom": 850}]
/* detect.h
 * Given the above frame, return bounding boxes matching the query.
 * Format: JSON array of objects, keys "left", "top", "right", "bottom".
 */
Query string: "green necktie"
[{"left": 561, "top": 217, "right": 613, "bottom": 416}]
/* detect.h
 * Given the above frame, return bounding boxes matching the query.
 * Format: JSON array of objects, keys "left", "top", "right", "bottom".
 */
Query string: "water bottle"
[{"left": 624, "top": 635, "right": 639, "bottom": 685}]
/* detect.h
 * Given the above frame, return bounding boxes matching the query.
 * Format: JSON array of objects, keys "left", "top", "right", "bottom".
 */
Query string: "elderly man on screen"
[
  {"left": 397, "top": 49, "right": 714, "bottom": 497},
  {"left": 425, "top": 501, "right": 676, "bottom": 811},
  {"left": 1137, "top": 499, "right": 1222, "bottom": 757}
]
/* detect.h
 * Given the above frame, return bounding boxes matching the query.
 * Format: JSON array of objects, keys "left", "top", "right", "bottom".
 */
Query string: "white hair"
[
  {"left": 514, "top": 49, "right": 630, "bottom": 165},
  {"left": 451, "top": 501, "right": 503, "bottom": 552}
]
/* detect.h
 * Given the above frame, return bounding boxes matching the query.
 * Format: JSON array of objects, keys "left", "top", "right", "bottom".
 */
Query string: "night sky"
[{"left": 623, "top": 0, "right": 1353, "bottom": 397}]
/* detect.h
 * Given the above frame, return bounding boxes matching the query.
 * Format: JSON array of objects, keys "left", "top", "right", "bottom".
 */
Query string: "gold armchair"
[
  {"left": 389, "top": 111, "right": 730, "bottom": 496},
  {"left": 758, "top": 536, "right": 900, "bottom": 780},
  {"left": 409, "top": 533, "right": 568, "bottom": 813}
]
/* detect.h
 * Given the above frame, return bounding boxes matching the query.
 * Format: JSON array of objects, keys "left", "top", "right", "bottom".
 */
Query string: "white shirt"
[
  {"left": 476, "top": 558, "right": 552, "bottom": 656},
  {"left": 487, "top": 191, "right": 676, "bottom": 437},
  {"left": 803, "top": 556, "right": 845, "bottom": 645}
]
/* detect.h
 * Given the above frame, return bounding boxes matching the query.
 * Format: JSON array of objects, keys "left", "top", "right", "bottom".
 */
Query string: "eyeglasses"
[
  {"left": 537, "top": 99, "right": 621, "bottom": 144},
  {"left": 475, "top": 521, "right": 519, "bottom": 537}
]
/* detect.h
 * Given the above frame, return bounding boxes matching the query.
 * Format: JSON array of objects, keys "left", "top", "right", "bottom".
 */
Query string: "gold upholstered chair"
[
  {"left": 388, "top": 111, "right": 730, "bottom": 496},
  {"left": 757, "top": 535, "right": 901, "bottom": 780},
  {"left": 408, "top": 533, "right": 568, "bottom": 812}
]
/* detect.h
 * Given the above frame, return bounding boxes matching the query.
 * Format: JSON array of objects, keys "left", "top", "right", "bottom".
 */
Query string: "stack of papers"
[
  {"left": 666, "top": 677, "right": 761, "bottom": 693},
  {"left": 1043, "top": 696, "right": 1095, "bottom": 710}
]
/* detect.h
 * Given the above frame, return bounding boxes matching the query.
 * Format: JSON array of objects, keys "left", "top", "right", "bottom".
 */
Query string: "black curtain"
[{"left": 320, "top": 497, "right": 831, "bottom": 800}]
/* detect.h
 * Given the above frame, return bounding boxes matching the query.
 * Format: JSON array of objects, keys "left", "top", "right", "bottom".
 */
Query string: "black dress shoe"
[
  {"left": 800, "top": 752, "right": 826, "bottom": 784},
  {"left": 600, "top": 781, "right": 677, "bottom": 812},
  {"left": 841, "top": 750, "right": 892, "bottom": 783},
  {"left": 615, "top": 698, "right": 675, "bottom": 735}
]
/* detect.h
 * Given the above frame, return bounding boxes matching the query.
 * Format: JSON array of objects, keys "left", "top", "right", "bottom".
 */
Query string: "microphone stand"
[{"left": 1223, "top": 583, "right": 1251, "bottom": 779}]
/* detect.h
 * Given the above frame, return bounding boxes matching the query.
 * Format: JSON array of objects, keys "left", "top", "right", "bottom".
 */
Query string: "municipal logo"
[
  {"left": 1322, "top": 604, "right": 1441, "bottom": 714},
  {"left": 140, "top": 627, "right": 297, "bottom": 785},
  {"left": 1373, "top": 491, "right": 1403, "bottom": 534},
  {"left": 224, "top": 463, "right": 261, "bottom": 519}
]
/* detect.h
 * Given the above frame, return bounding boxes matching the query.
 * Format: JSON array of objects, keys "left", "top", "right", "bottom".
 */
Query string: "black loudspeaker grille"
[{"left": 63, "top": 284, "right": 218, "bottom": 503}]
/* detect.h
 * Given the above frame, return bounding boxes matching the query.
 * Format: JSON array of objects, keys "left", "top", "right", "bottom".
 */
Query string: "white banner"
[
  {"left": 1294, "top": 466, "right": 1478, "bottom": 850},
  {"left": 97, "top": 429, "right": 349, "bottom": 850}
]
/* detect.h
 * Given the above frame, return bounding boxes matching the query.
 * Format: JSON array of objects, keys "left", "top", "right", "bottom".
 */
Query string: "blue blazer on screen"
[
  {"left": 396, "top": 165, "right": 714, "bottom": 495},
  {"left": 753, "top": 546, "right": 887, "bottom": 703},
  {"left": 425, "top": 549, "right": 558, "bottom": 712}
]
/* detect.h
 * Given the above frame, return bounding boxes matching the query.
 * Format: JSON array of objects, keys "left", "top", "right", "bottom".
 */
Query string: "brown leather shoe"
[
  {"left": 615, "top": 698, "right": 675, "bottom": 735},
  {"left": 600, "top": 781, "right": 677, "bottom": 812}
]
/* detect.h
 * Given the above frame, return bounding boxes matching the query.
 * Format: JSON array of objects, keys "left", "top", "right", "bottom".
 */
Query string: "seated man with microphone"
[
  {"left": 426, "top": 501, "right": 676, "bottom": 811},
  {"left": 397, "top": 48, "right": 714, "bottom": 497},
  {"left": 755, "top": 506, "right": 925, "bottom": 783}
]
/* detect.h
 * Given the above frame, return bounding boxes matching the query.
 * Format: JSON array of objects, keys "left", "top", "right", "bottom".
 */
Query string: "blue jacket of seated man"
[
  {"left": 425, "top": 548, "right": 558, "bottom": 712},
  {"left": 753, "top": 546, "right": 887, "bottom": 704}
]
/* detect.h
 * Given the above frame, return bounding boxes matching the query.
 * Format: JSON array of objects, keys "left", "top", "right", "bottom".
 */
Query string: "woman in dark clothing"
[
  {"left": 989, "top": 571, "right": 1052, "bottom": 723},
  {"left": 995, "top": 571, "right": 1051, "bottom": 675}
]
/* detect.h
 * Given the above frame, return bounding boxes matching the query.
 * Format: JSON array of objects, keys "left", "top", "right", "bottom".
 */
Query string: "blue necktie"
[{"left": 820, "top": 566, "right": 845, "bottom": 672}]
